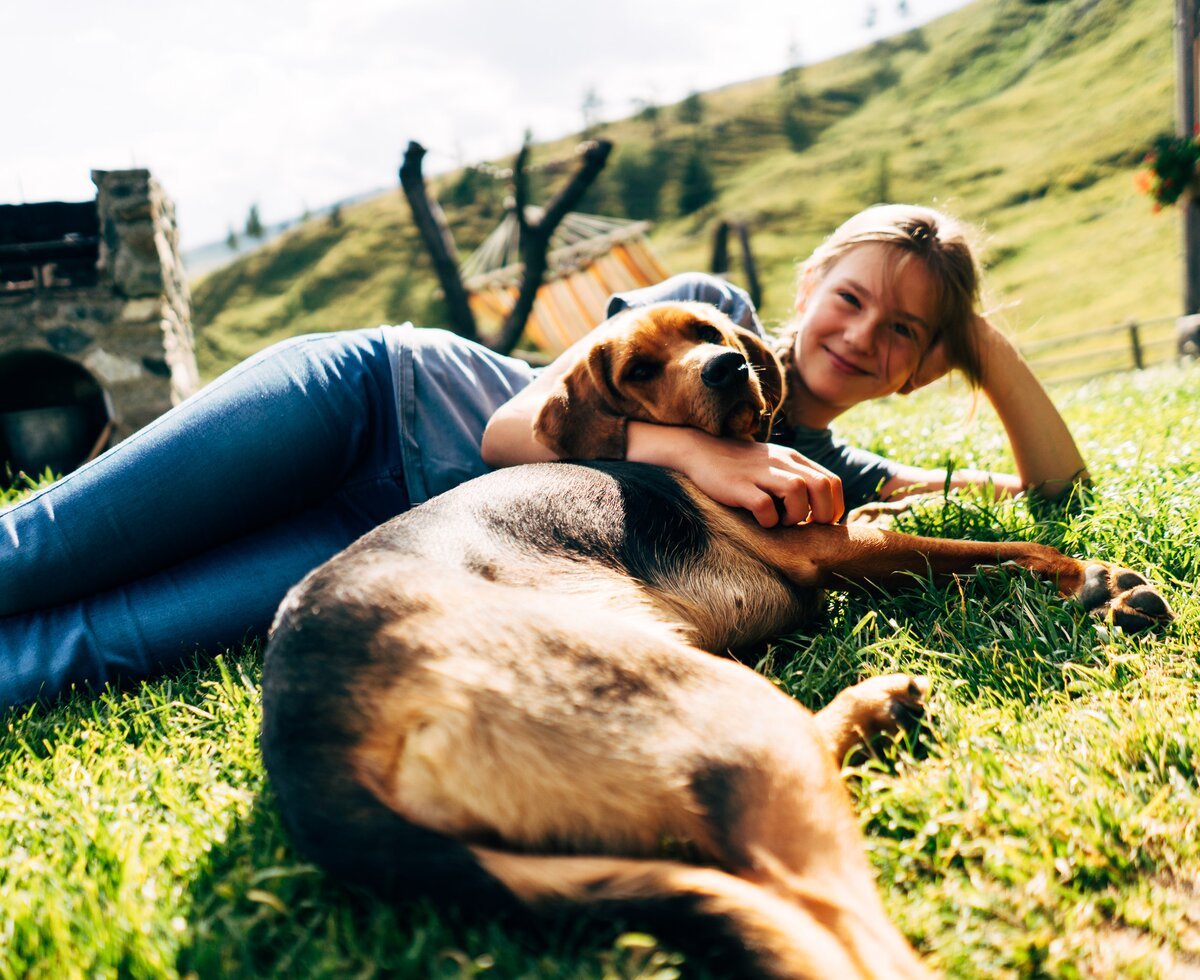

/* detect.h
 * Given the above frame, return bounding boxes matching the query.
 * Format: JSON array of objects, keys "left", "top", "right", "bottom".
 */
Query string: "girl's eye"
[
  {"left": 892, "top": 322, "right": 915, "bottom": 340},
  {"left": 625, "top": 360, "right": 661, "bottom": 383},
  {"left": 696, "top": 324, "right": 724, "bottom": 344},
  {"left": 837, "top": 290, "right": 861, "bottom": 309}
]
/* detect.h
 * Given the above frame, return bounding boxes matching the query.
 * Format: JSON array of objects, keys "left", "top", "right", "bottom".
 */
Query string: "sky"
[{"left": 5, "top": 0, "right": 971, "bottom": 250}]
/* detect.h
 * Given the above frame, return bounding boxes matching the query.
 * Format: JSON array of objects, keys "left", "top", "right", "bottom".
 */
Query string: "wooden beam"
[
  {"left": 735, "top": 221, "right": 762, "bottom": 311},
  {"left": 1176, "top": 0, "right": 1200, "bottom": 343},
  {"left": 399, "top": 141, "right": 479, "bottom": 343}
]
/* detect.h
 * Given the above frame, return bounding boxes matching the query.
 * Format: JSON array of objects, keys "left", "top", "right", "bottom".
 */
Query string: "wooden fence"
[{"left": 1021, "top": 314, "right": 1199, "bottom": 385}]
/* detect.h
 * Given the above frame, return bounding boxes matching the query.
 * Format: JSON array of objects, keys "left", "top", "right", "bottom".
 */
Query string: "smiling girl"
[{"left": 483, "top": 204, "right": 1089, "bottom": 526}]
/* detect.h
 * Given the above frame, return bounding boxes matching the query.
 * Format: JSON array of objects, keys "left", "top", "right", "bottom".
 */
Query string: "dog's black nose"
[{"left": 701, "top": 350, "right": 749, "bottom": 390}]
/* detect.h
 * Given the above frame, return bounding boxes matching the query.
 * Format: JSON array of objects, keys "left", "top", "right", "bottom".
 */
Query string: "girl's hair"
[{"left": 778, "top": 204, "right": 985, "bottom": 386}]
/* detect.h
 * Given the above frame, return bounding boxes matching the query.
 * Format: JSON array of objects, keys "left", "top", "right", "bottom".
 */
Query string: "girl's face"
[{"left": 789, "top": 243, "right": 937, "bottom": 427}]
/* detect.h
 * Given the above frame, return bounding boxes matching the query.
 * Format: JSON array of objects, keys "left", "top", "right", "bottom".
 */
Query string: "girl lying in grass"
[
  {"left": 484, "top": 204, "right": 1088, "bottom": 525},
  {"left": 0, "top": 204, "right": 1086, "bottom": 709}
]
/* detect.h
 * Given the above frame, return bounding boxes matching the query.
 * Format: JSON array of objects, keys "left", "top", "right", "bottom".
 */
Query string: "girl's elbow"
[
  {"left": 480, "top": 420, "right": 508, "bottom": 467},
  {"left": 1033, "top": 468, "right": 1091, "bottom": 501}
]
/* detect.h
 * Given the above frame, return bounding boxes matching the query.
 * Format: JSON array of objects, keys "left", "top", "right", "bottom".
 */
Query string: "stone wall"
[{"left": 0, "top": 169, "right": 199, "bottom": 446}]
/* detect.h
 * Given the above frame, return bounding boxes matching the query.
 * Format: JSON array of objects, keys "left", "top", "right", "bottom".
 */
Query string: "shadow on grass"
[{"left": 178, "top": 792, "right": 697, "bottom": 979}]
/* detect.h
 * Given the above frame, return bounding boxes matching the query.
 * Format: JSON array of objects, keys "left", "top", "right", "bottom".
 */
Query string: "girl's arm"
[
  {"left": 481, "top": 352, "right": 845, "bottom": 527},
  {"left": 880, "top": 316, "right": 1088, "bottom": 501}
]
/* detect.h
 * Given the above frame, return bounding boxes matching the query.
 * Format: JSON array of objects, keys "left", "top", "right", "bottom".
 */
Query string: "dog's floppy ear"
[
  {"left": 533, "top": 342, "right": 628, "bottom": 459},
  {"left": 732, "top": 327, "right": 787, "bottom": 441}
]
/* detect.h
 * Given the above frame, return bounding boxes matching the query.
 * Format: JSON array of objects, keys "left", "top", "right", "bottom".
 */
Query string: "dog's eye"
[
  {"left": 624, "top": 360, "right": 661, "bottom": 383},
  {"left": 696, "top": 324, "right": 724, "bottom": 345}
]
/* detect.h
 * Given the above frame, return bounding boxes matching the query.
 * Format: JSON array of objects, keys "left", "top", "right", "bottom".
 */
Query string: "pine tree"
[
  {"left": 582, "top": 88, "right": 603, "bottom": 137},
  {"left": 244, "top": 204, "right": 265, "bottom": 239},
  {"left": 677, "top": 143, "right": 716, "bottom": 216},
  {"left": 677, "top": 91, "right": 704, "bottom": 125},
  {"left": 612, "top": 146, "right": 667, "bottom": 220}
]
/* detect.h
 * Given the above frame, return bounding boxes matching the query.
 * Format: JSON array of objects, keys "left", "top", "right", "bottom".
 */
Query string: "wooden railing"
[{"left": 1021, "top": 314, "right": 1198, "bottom": 385}]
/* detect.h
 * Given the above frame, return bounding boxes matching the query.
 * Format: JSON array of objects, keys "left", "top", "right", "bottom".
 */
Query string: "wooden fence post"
[
  {"left": 709, "top": 219, "right": 762, "bottom": 310},
  {"left": 1176, "top": 0, "right": 1200, "bottom": 353},
  {"left": 710, "top": 220, "right": 731, "bottom": 275},
  {"left": 735, "top": 221, "right": 762, "bottom": 311},
  {"left": 1128, "top": 320, "right": 1145, "bottom": 370}
]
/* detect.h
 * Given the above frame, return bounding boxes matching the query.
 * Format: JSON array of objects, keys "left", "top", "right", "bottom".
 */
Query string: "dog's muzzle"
[{"left": 701, "top": 350, "right": 750, "bottom": 391}]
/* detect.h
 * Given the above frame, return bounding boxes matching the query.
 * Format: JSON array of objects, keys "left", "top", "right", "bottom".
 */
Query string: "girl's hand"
[{"left": 628, "top": 423, "right": 845, "bottom": 528}]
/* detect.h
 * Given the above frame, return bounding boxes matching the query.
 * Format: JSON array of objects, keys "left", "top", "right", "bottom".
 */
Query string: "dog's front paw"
[{"left": 1076, "top": 563, "right": 1174, "bottom": 632}]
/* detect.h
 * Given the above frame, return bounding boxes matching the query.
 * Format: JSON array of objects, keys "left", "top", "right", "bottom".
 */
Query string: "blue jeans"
[{"left": 0, "top": 328, "right": 411, "bottom": 709}]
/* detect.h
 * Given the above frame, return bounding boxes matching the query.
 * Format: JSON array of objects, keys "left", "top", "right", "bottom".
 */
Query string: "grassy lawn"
[{"left": 2, "top": 362, "right": 1198, "bottom": 978}]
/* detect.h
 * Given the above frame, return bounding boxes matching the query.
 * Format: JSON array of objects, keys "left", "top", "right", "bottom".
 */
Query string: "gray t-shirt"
[
  {"left": 386, "top": 322, "right": 534, "bottom": 506},
  {"left": 608, "top": 273, "right": 901, "bottom": 511}
]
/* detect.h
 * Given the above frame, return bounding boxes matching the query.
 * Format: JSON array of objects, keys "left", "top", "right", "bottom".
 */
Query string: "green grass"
[
  {"left": 3, "top": 362, "right": 1198, "bottom": 977},
  {"left": 192, "top": 0, "right": 1179, "bottom": 382}
]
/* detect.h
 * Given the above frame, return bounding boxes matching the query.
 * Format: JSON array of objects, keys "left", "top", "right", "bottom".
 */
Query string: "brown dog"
[{"left": 261, "top": 303, "right": 1172, "bottom": 978}]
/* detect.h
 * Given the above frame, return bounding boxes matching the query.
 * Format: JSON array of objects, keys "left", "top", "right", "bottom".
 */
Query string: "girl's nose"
[{"left": 844, "top": 314, "right": 879, "bottom": 354}]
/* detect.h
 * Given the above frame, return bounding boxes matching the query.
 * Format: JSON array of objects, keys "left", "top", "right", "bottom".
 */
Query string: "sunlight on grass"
[{"left": 2, "top": 361, "right": 1198, "bottom": 977}]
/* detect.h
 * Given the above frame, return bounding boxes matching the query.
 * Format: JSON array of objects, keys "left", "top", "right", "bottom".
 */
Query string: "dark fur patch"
[
  {"left": 597, "top": 462, "right": 710, "bottom": 585},
  {"left": 467, "top": 462, "right": 710, "bottom": 586},
  {"left": 570, "top": 651, "right": 655, "bottom": 702},
  {"left": 689, "top": 763, "right": 752, "bottom": 870},
  {"left": 1076, "top": 564, "right": 1115, "bottom": 611}
]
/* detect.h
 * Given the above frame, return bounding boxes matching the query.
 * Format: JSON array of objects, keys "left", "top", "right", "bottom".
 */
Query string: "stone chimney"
[{"left": 0, "top": 169, "right": 200, "bottom": 478}]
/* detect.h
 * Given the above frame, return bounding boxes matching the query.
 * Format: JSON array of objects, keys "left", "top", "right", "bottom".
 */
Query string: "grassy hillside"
[{"left": 192, "top": 0, "right": 1178, "bottom": 380}]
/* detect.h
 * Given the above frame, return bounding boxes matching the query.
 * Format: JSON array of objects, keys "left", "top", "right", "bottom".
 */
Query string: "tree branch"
[
  {"left": 492, "top": 139, "right": 613, "bottom": 355},
  {"left": 399, "top": 141, "right": 478, "bottom": 342}
]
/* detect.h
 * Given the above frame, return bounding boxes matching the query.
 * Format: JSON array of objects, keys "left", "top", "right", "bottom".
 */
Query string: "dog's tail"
[
  {"left": 268, "top": 762, "right": 924, "bottom": 978},
  {"left": 469, "top": 847, "right": 929, "bottom": 980}
]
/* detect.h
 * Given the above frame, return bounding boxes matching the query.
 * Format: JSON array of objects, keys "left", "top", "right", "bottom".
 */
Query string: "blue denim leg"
[{"left": 0, "top": 327, "right": 410, "bottom": 707}]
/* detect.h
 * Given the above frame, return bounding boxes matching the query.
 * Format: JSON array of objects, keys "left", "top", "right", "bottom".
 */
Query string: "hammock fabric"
[{"left": 461, "top": 208, "right": 669, "bottom": 354}]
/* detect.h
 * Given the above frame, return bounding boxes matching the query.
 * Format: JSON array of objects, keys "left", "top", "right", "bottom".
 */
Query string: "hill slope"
[{"left": 192, "top": 0, "right": 1178, "bottom": 380}]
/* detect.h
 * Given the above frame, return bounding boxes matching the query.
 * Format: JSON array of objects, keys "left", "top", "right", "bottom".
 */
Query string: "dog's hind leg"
[
  {"left": 469, "top": 848, "right": 886, "bottom": 980},
  {"left": 357, "top": 593, "right": 927, "bottom": 976},
  {"left": 671, "top": 677, "right": 930, "bottom": 980},
  {"left": 813, "top": 673, "right": 931, "bottom": 765},
  {"left": 454, "top": 660, "right": 930, "bottom": 980}
]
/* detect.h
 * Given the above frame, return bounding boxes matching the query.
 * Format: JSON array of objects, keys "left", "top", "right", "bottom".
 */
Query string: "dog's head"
[{"left": 533, "top": 301, "right": 786, "bottom": 459}]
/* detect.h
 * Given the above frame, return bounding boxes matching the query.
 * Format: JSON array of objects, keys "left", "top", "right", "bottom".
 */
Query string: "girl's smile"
[{"left": 820, "top": 343, "right": 873, "bottom": 377}]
